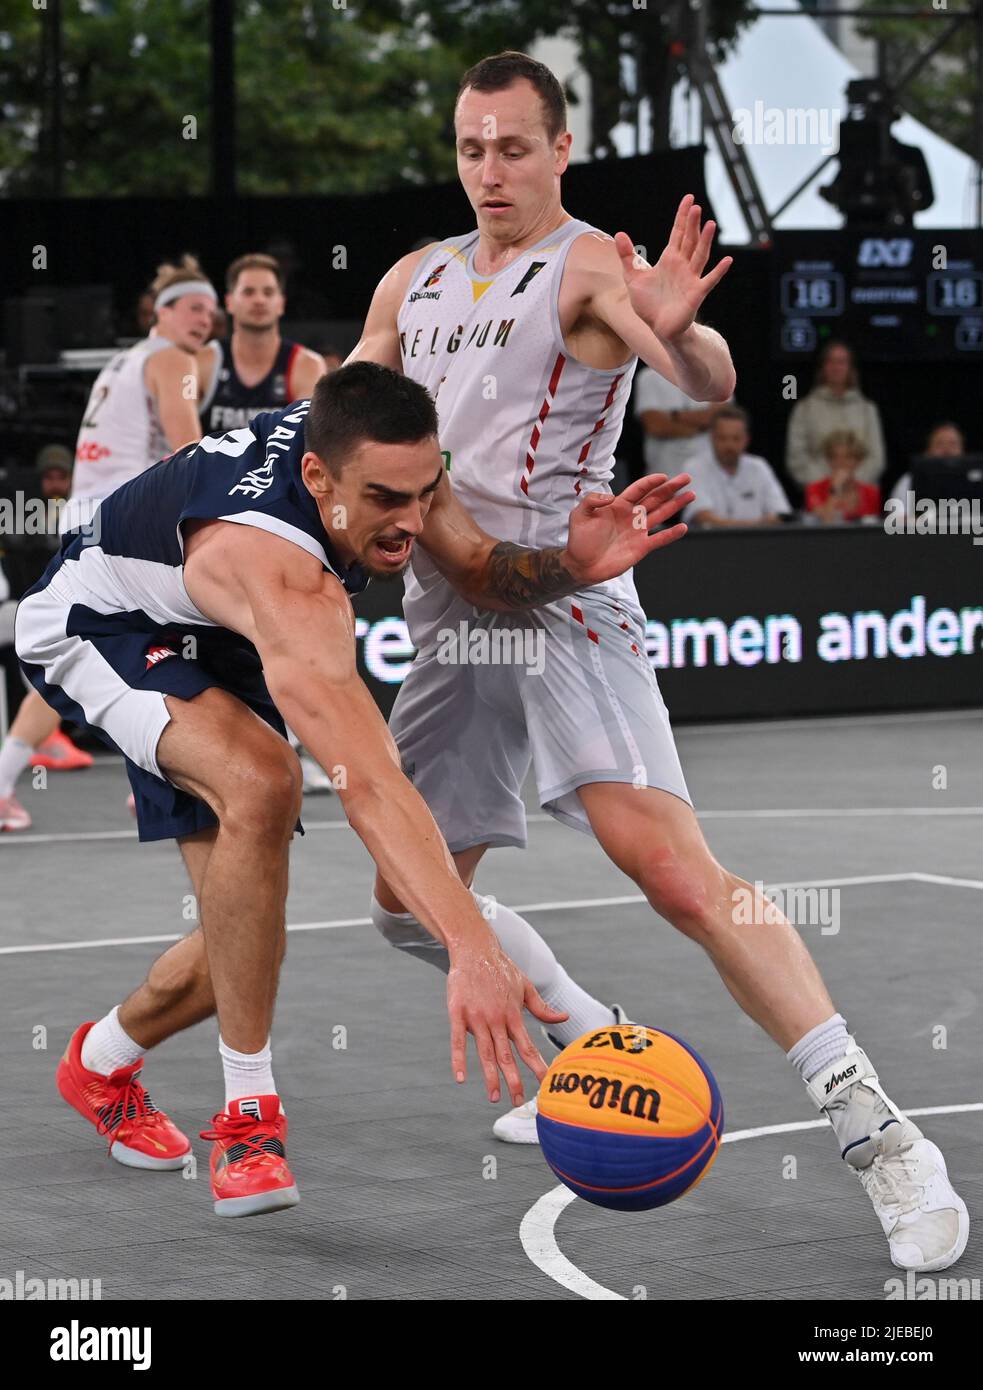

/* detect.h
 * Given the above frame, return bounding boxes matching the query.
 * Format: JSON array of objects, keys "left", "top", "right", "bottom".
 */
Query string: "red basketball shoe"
[
  {"left": 201, "top": 1096, "right": 299, "bottom": 1218},
  {"left": 32, "top": 731, "right": 94, "bottom": 771},
  {"left": 56, "top": 1022, "right": 192, "bottom": 1169}
]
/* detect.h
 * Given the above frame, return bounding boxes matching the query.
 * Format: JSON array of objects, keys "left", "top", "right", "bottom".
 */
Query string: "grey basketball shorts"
[{"left": 389, "top": 590, "right": 692, "bottom": 853}]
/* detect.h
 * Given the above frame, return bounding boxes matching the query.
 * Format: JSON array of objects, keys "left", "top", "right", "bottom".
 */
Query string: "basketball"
[{"left": 535, "top": 1024, "right": 724, "bottom": 1211}]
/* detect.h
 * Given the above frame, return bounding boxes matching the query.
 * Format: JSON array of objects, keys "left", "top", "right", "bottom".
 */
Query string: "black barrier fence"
[
  {"left": 350, "top": 527, "right": 983, "bottom": 723},
  {"left": 4, "top": 526, "right": 981, "bottom": 730}
]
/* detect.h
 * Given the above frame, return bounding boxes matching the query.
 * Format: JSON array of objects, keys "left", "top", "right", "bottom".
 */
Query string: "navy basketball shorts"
[{"left": 15, "top": 548, "right": 291, "bottom": 843}]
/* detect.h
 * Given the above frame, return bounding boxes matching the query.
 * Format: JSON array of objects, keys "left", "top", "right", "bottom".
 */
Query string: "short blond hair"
[
  {"left": 150, "top": 254, "right": 210, "bottom": 299},
  {"left": 822, "top": 429, "right": 867, "bottom": 462}
]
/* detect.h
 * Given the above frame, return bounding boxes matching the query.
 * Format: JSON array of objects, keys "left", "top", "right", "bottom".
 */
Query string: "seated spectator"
[
  {"left": 633, "top": 365, "right": 728, "bottom": 477},
  {"left": 890, "top": 421, "right": 965, "bottom": 513},
  {"left": 805, "top": 431, "right": 881, "bottom": 523},
  {"left": 786, "top": 340, "right": 885, "bottom": 487},
  {"left": 684, "top": 406, "right": 791, "bottom": 528}
]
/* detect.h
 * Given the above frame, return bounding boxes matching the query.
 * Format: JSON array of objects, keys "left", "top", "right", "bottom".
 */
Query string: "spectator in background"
[
  {"left": 890, "top": 421, "right": 966, "bottom": 512},
  {"left": 633, "top": 364, "right": 728, "bottom": 477},
  {"left": 785, "top": 340, "right": 885, "bottom": 487},
  {"left": 684, "top": 405, "right": 791, "bottom": 528},
  {"left": 135, "top": 289, "right": 155, "bottom": 337},
  {"left": 805, "top": 431, "right": 881, "bottom": 524}
]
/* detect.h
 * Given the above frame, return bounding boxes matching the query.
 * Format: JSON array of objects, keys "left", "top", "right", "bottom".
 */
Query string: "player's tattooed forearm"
[{"left": 484, "top": 542, "right": 577, "bottom": 609}]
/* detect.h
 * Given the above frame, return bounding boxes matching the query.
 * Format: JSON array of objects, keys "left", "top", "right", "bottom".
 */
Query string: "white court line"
[
  {"left": 520, "top": 1103, "right": 983, "bottom": 1301},
  {"left": 675, "top": 708, "right": 983, "bottom": 736},
  {"left": 4, "top": 873, "right": 983, "bottom": 957},
  {"left": 6, "top": 805, "right": 983, "bottom": 848}
]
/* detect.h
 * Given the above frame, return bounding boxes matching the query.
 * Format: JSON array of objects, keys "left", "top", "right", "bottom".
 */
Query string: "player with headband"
[{"left": 0, "top": 256, "right": 215, "bottom": 832}]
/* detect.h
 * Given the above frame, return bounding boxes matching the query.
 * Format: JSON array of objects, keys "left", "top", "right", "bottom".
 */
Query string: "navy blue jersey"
[
  {"left": 42, "top": 398, "right": 368, "bottom": 645},
  {"left": 200, "top": 338, "right": 302, "bottom": 433}
]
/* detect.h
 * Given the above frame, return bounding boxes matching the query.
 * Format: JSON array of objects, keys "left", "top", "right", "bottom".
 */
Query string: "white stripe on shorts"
[{"left": 15, "top": 581, "right": 172, "bottom": 779}]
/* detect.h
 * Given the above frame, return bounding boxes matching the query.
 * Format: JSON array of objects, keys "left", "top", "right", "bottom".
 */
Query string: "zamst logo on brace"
[
  {"left": 548, "top": 1071, "right": 662, "bottom": 1122},
  {"left": 825, "top": 1063, "right": 859, "bottom": 1094}
]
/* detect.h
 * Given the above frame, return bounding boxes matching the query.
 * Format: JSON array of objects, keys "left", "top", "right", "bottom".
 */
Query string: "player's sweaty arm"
[
  {"left": 418, "top": 468, "right": 695, "bottom": 610},
  {"left": 145, "top": 346, "right": 205, "bottom": 453},
  {"left": 182, "top": 522, "right": 565, "bottom": 1105},
  {"left": 345, "top": 245, "right": 437, "bottom": 370}
]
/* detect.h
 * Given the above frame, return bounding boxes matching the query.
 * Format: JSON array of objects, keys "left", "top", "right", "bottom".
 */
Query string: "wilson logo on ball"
[
  {"left": 537, "top": 1025, "right": 724, "bottom": 1212},
  {"left": 547, "top": 1071, "right": 662, "bottom": 1122}
]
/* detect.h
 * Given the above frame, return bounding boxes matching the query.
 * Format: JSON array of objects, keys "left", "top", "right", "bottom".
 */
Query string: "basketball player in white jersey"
[
  {"left": 350, "top": 52, "right": 967, "bottom": 1272},
  {"left": 0, "top": 257, "right": 213, "bottom": 832}
]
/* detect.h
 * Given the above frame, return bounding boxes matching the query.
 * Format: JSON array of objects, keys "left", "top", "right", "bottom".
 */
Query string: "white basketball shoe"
[
  {"left": 808, "top": 1041, "right": 969, "bottom": 1271},
  {"left": 492, "top": 1005, "right": 631, "bottom": 1145}
]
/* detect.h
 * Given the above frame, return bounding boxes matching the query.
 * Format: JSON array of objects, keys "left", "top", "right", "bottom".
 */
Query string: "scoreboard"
[{"left": 772, "top": 229, "right": 983, "bottom": 360}]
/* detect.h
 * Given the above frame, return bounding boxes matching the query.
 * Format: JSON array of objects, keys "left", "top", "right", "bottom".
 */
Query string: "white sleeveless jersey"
[
  {"left": 397, "top": 218, "right": 641, "bottom": 647},
  {"left": 71, "top": 337, "right": 174, "bottom": 503}
]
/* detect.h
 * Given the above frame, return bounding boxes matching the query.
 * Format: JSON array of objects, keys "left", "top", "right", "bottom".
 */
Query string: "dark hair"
[
  {"left": 926, "top": 420, "right": 964, "bottom": 447},
  {"left": 457, "top": 51, "right": 567, "bottom": 142},
  {"left": 305, "top": 362, "right": 438, "bottom": 475},
  {"left": 713, "top": 404, "right": 750, "bottom": 430}
]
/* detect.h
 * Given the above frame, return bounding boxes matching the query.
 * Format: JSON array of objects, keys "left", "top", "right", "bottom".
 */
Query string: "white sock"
[
  {"left": 81, "top": 1005, "right": 145, "bottom": 1075},
  {"left": 0, "top": 737, "right": 34, "bottom": 799},
  {"left": 472, "top": 895, "right": 616, "bottom": 1047},
  {"left": 786, "top": 1013, "right": 850, "bottom": 1082},
  {"left": 371, "top": 890, "right": 617, "bottom": 1048},
  {"left": 219, "top": 1036, "right": 276, "bottom": 1107}
]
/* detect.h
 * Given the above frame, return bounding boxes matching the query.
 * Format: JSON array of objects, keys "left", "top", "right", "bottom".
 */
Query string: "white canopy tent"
[{"left": 577, "top": 0, "right": 981, "bottom": 240}]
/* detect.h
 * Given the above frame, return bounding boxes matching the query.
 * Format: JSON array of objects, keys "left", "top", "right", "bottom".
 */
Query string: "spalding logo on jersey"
[{"left": 409, "top": 262, "right": 448, "bottom": 304}]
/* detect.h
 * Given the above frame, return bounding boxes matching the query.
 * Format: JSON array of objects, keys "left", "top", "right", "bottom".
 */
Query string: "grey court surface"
[{"left": 1, "top": 708, "right": 982, "bottom": 1301}]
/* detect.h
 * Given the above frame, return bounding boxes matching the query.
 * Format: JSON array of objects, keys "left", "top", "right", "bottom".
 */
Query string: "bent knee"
[
  {"left": 636, "top": 853, "right": 734, "bottom": 937},
  {"left": 219, "top": 741, "right": 303, "bottom": 839}
]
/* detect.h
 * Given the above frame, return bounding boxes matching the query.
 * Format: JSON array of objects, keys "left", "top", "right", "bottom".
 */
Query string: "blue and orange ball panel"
[{"left": 536, "top": 1025, "right": 724, "bottom": 1212}]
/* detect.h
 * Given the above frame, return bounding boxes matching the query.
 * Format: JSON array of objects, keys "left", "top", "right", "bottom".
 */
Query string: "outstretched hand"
[
  {"left": 562, "top": 472, "right": 695, "bottom": 587},
  {"left": 447, "top": 943, "right": 568, "bottom": 1106},
  {"left": 614, "top": 194, "right": 733, "bottom": 341}
]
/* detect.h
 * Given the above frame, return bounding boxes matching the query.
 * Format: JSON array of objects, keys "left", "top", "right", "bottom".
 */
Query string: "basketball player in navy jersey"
[
  {"left": 199, "top": 253, "right": 325, "bottom": 433},
  {"left": 17, "top": 364, "right": 692, "bottom": 1218},
  {"left": 347, "top": 51, "right": 967, "bottom": 1271},
  {"left": 199, "top": 252, "right": 335, "bottom": 791}
]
